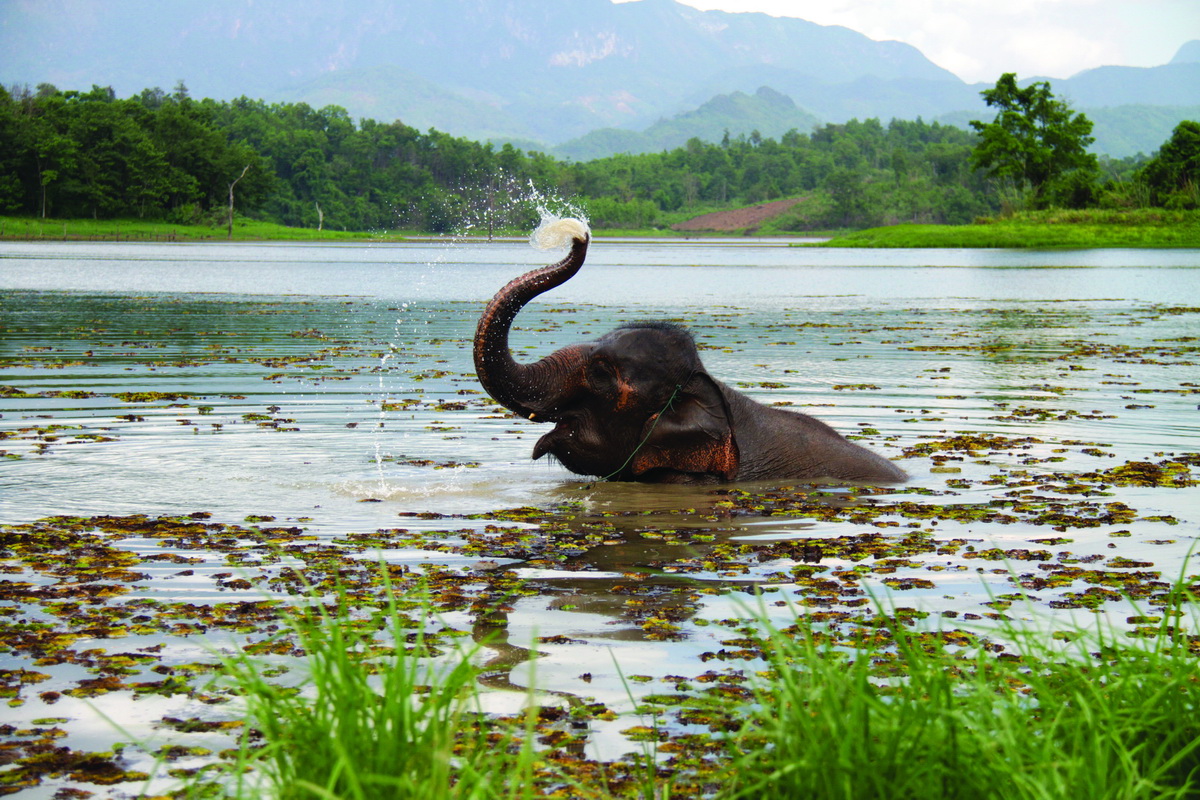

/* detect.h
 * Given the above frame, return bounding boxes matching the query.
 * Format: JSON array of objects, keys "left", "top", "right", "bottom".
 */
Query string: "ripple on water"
[{"left": 0, "top": 243, "right": 1197, "bottom": 795}]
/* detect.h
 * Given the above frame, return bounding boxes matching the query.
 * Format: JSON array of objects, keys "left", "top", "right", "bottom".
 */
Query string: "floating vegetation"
[
  {"left": 382, "top": 456, "right": 482, "bottom": 469},
  {"left": 902, "top": 433, "right": 1045, "bottom": 457},
  {"left": 1092, "top": 457, "right": 1200, "bottom": 488},
  {"left": 2, "top": 279, "right": 1198, "bottom": 796},
  {"left": 112, "top": 391, "right": 195, "bottom": 403}
]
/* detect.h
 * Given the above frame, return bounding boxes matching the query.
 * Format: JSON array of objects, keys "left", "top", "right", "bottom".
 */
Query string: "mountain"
[
  {"left": 0, "top": 0, "right": 955, "bottom": 143},
  {"left": 675, "top": 60, "right": 1200, "bottom": 155},
  {"left": 583, "top": 65, "right": 1199, "bottom": 161},
  {"left": 0, "top": 1, "right": 1194, "bottom": 158},
  {"left": 937, "top": 103, "right": 1200, "bottom": 160},
  {"left": 1170, "top": 40, "right": 1200, "bottom": 64},
  {"left": 1085, "top": 104, "right": 1200, "bottom": 157},
  {"left": 555, "top": 86, "right": 821, "bottom": 160},
  {"left": 1048, "top": 63, "right": 1200, "bottom": 108},
  {"left": 283, "top": 65, "right": 535, "bottom": 143},
  {"left": 270, "top": 0, "right": 962, "bottom": 143},
  {"left": 1003, "top": 62, "right": 1200, "bottom": 157}
]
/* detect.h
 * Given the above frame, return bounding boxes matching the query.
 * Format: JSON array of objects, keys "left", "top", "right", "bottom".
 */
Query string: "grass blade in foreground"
[
  {"left": 204, "top": 586, "right": 535, "bottom": 800},
  {"left": 729, "top": 598, "right": 1200, "bottom": 800}
]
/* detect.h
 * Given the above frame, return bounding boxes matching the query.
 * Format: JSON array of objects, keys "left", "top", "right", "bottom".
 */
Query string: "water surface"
[{"left": 1, "top": 239, "right": 1197, "bottom": 795}]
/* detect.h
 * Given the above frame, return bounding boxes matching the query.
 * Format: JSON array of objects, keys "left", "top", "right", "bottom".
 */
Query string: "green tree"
[
  {"left": 27, "top": 98, "right": 79, "bottom": 218},
  {"left": 1137, "top": 120, "right": 1200, "bottom": 209},
  {"left": 0, "top": 86, "right": 27, "bottom": 211},
  {"left": 969, "top": 73, "right": 1097, "bottom": 208},
  {"left": 823, "top": 167, "right": 870, "bottom": 227},
  {"left": 0, "top": 79, "right": 1013, "bottom": 232},
  {"left": 66, "top": 87, "right": 174, "bottom": 218}
]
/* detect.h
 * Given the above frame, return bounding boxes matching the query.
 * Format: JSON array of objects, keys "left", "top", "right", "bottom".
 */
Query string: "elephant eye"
[{"left": 588, "top": 359, "right": 618, "bottom": 391}]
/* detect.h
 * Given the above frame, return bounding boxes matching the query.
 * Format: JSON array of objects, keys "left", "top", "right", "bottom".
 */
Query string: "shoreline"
[
  {"left": 3, "top": 211, "right": 1198, "bottom": 249},
  {"left": 813, "top": 209, "right": 1200, "bottom": 249}
]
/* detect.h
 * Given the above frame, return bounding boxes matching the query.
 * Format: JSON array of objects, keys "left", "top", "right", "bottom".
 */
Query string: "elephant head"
[{"left": 473, "top": 220, "right": 905, "bottom": 485}]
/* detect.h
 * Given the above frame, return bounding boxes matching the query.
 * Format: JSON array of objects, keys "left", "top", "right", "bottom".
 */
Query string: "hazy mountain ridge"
[
  {"left": 1050, "top": 62, "right": 1200, "bottom": 108},
  {"left": 1084, "top": 104, "right": 1200, "bottom": 158},
  {"left": 286, "top": 66, "right": 535, "bottom": 143},
  {"left": 0, "top": 0, "right": 954, "bottom": 138},
  {"left": 555, "top": 86, "right": 822, "bottom": 160},
  {"left": 1169, "top": 39, "right": 1200, "bottom": 64},
  {"left": 572, "top": 46, "right": 1200, "bottom": 160},
  {"left": 1, "top": 1, "right": 1195, "bottom": 158}
]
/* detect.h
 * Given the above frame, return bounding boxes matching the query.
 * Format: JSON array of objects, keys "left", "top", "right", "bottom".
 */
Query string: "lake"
[{"left": 1, "top": 237, "right": 1198, "bottom": 796}]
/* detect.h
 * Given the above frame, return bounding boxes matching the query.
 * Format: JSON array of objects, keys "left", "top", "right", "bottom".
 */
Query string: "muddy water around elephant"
[{"left": 1, "top": 239, "right": 1198, "bottom": 794}]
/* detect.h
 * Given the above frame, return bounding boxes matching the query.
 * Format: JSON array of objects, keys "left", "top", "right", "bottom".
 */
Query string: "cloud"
[{"left": 642, "top": 0, "right": 1200, "bottom": 83}]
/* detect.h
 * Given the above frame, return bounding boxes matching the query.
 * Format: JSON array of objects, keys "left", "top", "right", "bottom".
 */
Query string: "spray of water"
[
  {"left": 398, "top": 171, "right": 589, "bottom": 243},
  {"left": 370, "top": 174, "right": 588, "bottom": 498},
  {"left": 374, "top": 348, "right": 396, "bottom": 494}
]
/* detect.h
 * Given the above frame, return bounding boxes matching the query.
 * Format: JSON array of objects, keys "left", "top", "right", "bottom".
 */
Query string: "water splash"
[
  {"left": 397, "top": 171, "right": 589, "bottom": 243},
  {"left": 369, "top": 174, "right": 589, "bottom": 496},
  {"left": 518, "top": 179, "right": 589, "bottom": 240},
  {"left": 530, "top": 215, "right": 590, "bottom": 250},
  {"left": 374, "top": 349, "right": 395, "bottom": 495}
]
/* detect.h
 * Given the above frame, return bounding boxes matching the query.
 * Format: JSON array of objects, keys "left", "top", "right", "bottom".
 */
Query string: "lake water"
[
  {"left": 3, "top": 239, "right": 1197, "bottom": 521},
  {"left": 1, "top": 238, "right": 1198, "bottom": 795}
]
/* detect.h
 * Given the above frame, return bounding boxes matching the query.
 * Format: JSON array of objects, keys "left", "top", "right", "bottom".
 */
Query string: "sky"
[{"left": 625, "top": 0, "right": 1200, "bottom": 84}]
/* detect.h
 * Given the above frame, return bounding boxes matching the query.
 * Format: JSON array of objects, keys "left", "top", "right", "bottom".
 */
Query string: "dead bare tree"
[{"left": 227, "top": 165, "right": 250, "bottom": 239}]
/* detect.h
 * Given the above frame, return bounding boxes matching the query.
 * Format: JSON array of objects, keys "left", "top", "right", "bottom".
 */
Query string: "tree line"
[
  {"left": 1, "top": 78, "right": 1195, "bottom": 233},
  {"left": 968, "top": 73, "right": 1198, "bottom": 213}
]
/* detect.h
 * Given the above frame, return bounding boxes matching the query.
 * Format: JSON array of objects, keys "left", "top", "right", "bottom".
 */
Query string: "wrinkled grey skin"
[{"left": 473, "top": 233, "right": 906, "bottom": 485}]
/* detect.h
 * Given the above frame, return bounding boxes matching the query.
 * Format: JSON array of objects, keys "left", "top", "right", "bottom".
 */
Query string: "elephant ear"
[{"left": 630, "top": 373, "right": 739, "bottom": 481}]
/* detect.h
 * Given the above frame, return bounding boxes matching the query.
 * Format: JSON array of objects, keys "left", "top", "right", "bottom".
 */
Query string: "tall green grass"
[
  {"left": 729, "top": 598, "right": 1200, "bottom": 800},
  {"left": 208, "top": 590, "right": 537, "bottom": 800},
  {"left": 200, "top": 578, "right": 1198, "bottom": 799}
]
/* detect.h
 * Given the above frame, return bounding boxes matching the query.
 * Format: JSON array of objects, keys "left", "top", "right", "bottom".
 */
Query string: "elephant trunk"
[{"left": 473, "top": 224, "right": 590, "bottom": 420}]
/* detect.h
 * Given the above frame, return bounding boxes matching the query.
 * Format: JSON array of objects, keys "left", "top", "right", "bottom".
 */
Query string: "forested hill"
[
  {"left": 1, "top": 83, "right": 1017, "bottom": 232},
  {"left": 8, "top": 82, "right": 1185, "bottom": 235}
]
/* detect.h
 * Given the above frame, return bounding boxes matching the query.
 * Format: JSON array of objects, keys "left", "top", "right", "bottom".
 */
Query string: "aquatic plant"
[
  {"left": 728, "top": 594, "right": 1200, "bottom": 800},
  {"left": 207, "top": 580, "right": 539, "bottom": 800}
]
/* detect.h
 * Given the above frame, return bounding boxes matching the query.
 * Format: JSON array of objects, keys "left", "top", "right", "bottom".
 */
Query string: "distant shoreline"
[
  {"left": 0, "top": 216, "right": 411, "bottom": 244},
  {"left": 813, "top": 209, "right": 1200, "bottom": 248},
  {"left": 3, "top": 210, "right": 1197, "bottom": 249}
]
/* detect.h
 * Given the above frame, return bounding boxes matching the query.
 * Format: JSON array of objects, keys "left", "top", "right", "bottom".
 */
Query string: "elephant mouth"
[
  {"left": 532, "top": 420, "right": 589, "bottom": 464},
  {"left": 531, "top": 425, "right": 565, "bottom": 461},
  {"left": 531, "top": 421, "right": 629, "bottom": 479}
]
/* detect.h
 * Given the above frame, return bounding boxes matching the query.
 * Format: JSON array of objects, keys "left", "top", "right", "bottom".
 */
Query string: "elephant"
[{"left": 473, "top": 219, "right": 906, "bottom": 485}]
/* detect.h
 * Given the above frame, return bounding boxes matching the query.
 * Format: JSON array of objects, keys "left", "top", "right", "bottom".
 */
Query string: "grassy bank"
[
  {"left": 7, "top": 209, "right": 1200, "bottom": 248},
  {"left": 0, "top": 215, "right": 410, "bottom": 242},
  {"left": 0, "top": 214, "right": 823, "bottom": 243},
  {"left": 817, "top": 209, "right": 1200, "bottom": 248}
]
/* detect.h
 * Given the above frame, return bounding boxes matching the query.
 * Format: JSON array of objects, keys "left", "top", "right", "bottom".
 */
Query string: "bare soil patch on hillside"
[{"left": 672, "top": 197, "right": 805, "bottom": 232}]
